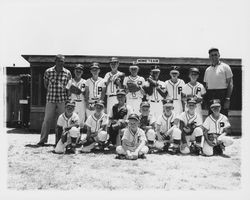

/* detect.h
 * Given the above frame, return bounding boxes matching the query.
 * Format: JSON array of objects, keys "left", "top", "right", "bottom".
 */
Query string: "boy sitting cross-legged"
[{"left": 116, "top": 113, "right": 149, "bottom": 160}]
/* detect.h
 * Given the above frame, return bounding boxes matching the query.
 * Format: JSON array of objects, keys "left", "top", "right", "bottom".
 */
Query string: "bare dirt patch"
[{"left": 7, "top": 132, "right": 241, "bottom": 190}]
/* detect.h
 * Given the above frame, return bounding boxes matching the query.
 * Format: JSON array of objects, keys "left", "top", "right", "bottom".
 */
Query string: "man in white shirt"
[{"left": 204, "top": 48, "right": 233, "bottom": 116}]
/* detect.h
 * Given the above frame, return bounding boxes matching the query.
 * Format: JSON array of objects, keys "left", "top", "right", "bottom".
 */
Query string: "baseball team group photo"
[
  {"left": 6, "top": 48, "right": 242, "bottom": 190},
  {"left": 3, "top": 0, "right": 246, "bottom": 193}
]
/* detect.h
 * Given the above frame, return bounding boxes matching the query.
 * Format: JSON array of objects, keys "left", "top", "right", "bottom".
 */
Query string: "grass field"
[{"left": 7, "top": 129, "right": 241, "bottom": 190}]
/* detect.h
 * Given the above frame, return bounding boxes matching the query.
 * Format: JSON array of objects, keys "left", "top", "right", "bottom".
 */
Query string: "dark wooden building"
[
  {"left": 5, "top": 67, "right": 31, "bottom": 127},
  {"left": 21, "top": 55, "right": 242, "bottom": 133}
]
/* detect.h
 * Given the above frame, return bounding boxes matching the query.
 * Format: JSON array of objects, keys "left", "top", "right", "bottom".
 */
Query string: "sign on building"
[{"left": 136, "top": 59, "right": 159, "bottom": 64}]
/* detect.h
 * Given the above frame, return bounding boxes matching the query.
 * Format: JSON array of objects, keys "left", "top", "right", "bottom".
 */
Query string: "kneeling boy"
[
  {"left": 202, "top": 99, "right": 233, "bottom": 156},
  {"left": 54, "top": 101, "right": 80, "bottom": 154}
]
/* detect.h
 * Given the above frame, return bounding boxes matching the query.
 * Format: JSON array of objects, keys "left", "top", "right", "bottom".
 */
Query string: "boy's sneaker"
[
  {"left": 115, "top": 154, "right": 126, "bottom": 160},
  {"left": 138, "top": 154, "right": 147, "bottom": 159}
]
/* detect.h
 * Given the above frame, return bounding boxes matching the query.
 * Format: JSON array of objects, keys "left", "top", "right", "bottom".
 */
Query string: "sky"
[{"left": 0, "top": 0, "right": 249, "bottom": 67}]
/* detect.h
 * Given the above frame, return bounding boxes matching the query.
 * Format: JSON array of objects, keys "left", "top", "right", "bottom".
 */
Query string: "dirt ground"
[{"left": 7, "top": 129, "right": 241, "bottom": 190}]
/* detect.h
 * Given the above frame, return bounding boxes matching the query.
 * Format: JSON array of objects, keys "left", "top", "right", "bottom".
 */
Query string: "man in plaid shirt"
[{"left": 37, "top": 54, "right": 72, "bottom": 146}]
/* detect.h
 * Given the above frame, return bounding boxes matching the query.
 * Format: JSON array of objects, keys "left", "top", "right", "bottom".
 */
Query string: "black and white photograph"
[{"left": 1, "top": 0, "right": 249, "bottom": 199}]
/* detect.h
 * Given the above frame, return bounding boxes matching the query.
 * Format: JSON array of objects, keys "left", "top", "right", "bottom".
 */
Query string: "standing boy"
[
  {"left": 123, "top": 64, "right": 145, "bottom": 115},
  {"left": 182, "top": 67, "right": 206, "bottom": 119},
  {"left": 103, "top": 57, "right": 125, "bottom": 115},
  {"left": 143, "top": 65, "right": 167, "bottom": 119},
  {"left": 85, "top": 62, "right": 106, "bottom": 118},
  {"left": 66, "top": 64, "right": 86, "bottom": 129},
  {"left": 165, "top": 66, "right": 185, "bottom": 115}
]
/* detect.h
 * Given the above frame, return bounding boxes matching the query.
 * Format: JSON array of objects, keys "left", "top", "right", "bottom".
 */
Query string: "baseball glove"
[
  {"left": 69, "top": 85, "right": 81, "bottom": 95},
  {"left": 183, "top": 122, "right": 196, "bottom": 135},
  {"left": 127, "top": 82, "right": 140, "bottom": 93},
  {"left": 114, "top": 72, "right": 125, "bottom": 86},
  {"left": 140, "top": 116, "right": 150, "bottom": 130},
  {"left": 207, "top": 133, "right": 215, "bottom": 142},
  {"left": 147, "top": 76, "right": 158, "bottom": 87},
  {"left": 118, "top": 107, "right": 128, "bottom": 118}
]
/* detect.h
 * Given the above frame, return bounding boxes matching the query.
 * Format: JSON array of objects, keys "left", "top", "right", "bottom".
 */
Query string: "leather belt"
[
  {"left": 108, "top": 94, "right": 117, "bottom": 97},
  {"left": 150, "top": 100, "right": 160, "bottom": 103},
  {"left": 74, "top": 99, "right": 82, "bottom": 102}
]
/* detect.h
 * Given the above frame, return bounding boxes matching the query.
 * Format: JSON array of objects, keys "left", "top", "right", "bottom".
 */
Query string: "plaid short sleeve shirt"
[{"left": 44, "top": 66, "right": 72, "bottom": 103}]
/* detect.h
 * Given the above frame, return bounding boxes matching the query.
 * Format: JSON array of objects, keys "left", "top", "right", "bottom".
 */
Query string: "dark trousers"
[{"left": 205, "top": 89, "right": 228, "bottom": 116}]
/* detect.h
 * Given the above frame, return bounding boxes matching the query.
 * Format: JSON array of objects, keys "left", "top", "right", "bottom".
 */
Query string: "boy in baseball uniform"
[
  {"left": 123, "top": 64, "right": 145, "bottom": 115},
  {"left": 165, "top": 66, "right": 185, "bottom": 115},
  {"left": 108, "top": 89, "right": 133, "bottom": 146},
  {"left": 54, "top": 101, "right": 80, "bottom": 154},
  {"left": 85, "top": 62, "right": 106, "bottom": 118},
  {"left": 182, "top": 67, "right": 206, "bottom": 119},
  {"left": 81, "top": 100, "right": 109, "bottom": 153},
  {"left": 103, "top": 57, "right": 125, "bottom": 115},
  {"left": 177, "top": 97, "right": 203, "bottom": 155},
  {"left": 143, "top": 65, "right": 167, "bottom": 119},
  {"left": 66, "top": 64, "right": 86, "bottom": 129},
  {"left": 202, "top": 99, "right": 233, "bottom": 156},
  {"left": 116, "top": 113, "right": 149, "bottom": 160},
  {"left": 153, "top": 99, "right": 181, "bottom": 153}
]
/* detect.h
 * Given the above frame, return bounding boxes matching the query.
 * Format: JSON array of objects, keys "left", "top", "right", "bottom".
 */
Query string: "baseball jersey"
[
  {"left": 44, "top": 66, "right": 72, "bottom": 103},
  {"left": 85, "top": 113, "right": 109, "bottom": 133},
  {"left": 57, "top": 112, "right": 80, "bottom": 132},
  {"left": 85, "top": 77, "right": 105, "bottom": 103},
  {"left": 122, "top": 127, "right": 147, "bottom": 148},
  {"left": 103, "top": 71, "right": 123, "bottom": 95},
  {"left": 182, "top": 82, "right": 206, "bottom": 99},
  {"left": 109, "top": 103, "right": 133, "bottom": 120},
  {"left": 203, "top": 114, "right": 230, "bottom": 135},
  {"left": 165, "top": 79, "right": 185, "bottom": 100},
  {"left": 123, "top": 75, "right": 145, "bottom": 99},
  {"left": 66, "top": 78, "right": 86, "bottom": 101},
  {"left": 146, "top": 80, "right": 166, "bottom": 101},
  {"left": 156, "top": 112, "right": 177, "bottom": 133},
  {"left": 204, "top": 62, "right": 233, "bottom": 89},
  {"left": 177, "top": 111, "right": 203, "bottom": 127}
]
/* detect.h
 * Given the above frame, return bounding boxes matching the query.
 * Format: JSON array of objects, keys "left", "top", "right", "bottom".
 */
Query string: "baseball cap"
[
  {"left": 129, "top": 64, "right": 139, "bottom": 69},
  {"left": 116, "top": 89, "right": 126, "bottom": 96},
  {"left": 90, "top": 62, "right": 100, "bottom": 69},
  {"left": 74, "top": 64, "right": 84, "bottom": 70},
  {"left": 189, "top": 67, "right": 200, "bottom": 74},
  {"left": 162, "top": 99, "right": 174, "bottom": 107},
  {"left": 151, "top": 65, "right": 160, "bottom": 72},
  {"left": 140, "top": 101, "right": 150, "bottom": 108},
  {"left": 110, "top": 57, "right": 119, "bottom": 63},
  {"left": 187, "top": 97, "right": 197, "bottom": 104},
  {"left": 170, "top": 66, "right": 180, "bottom": 74},
  {"left": 55, "top": 54, "right": 65, "bottom": 61},
  {"left": 208, "top": 47, "right": 219, "bottom": 54},
  {"left": 95, "top": 100, "right": 105, "bottom": 108},
  {"left": 210, "top": 99, "right": 221, "bottom": 108},
  {"left": 128, "top": 113, "right": 140, "bottom": 121},
  {"left": 65, "top": 100, "right": 76, "bottom": 107}
]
